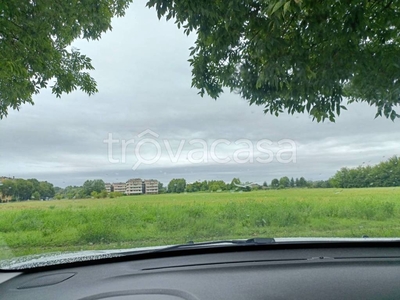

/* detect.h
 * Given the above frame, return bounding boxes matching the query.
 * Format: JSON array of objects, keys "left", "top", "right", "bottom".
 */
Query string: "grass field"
[{"left": 1, "top": 188, "right": 400, "bottom": 260}]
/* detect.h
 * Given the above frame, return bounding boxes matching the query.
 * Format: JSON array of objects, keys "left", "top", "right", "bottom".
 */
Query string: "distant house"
[
  {"left": 250, "top": 183, "right": 262, "bottom": 190},
  {"left": 112, "top": 182, "right": 126, "bottom": 194},
  {"left": 108, "top": 179, "right": 160, "bottom": 196},
  {"left": 143, "top": 179, "right": 159, "bottom": 194},
  {"left": 0, "top": 192, "right": 12, "bottom": 203},
  {"left": 0, "top": 176, "right": 13, "bottom": 202},
  {"left": 104, "top": 183, "right": 113, "bottom": 193},
  {"left": 126, "top": 178, "right": 143, "bottom": 195}
]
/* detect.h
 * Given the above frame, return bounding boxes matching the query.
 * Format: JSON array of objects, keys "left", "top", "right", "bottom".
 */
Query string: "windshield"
[{"left": 1, "top": 0, "right": 400, "bottom": 269}]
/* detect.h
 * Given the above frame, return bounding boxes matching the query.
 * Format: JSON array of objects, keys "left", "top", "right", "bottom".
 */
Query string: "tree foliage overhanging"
[
  {"left": 147, "top": 0, "right": 400, "bottom": 122},
  {"left": 0, "top": 0, "right": 132, "bottom": 118},
  {"left": 2, "top": 0, "right": 400, "bottom": 121}
]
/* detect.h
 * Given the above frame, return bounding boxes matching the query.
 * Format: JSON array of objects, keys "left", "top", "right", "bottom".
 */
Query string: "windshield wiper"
[
  {"left": 150, "top": 238, "right": 276, "bottom": 253},
  {"left": 116, "top": 238, "right": 276, "bottom": 257},
  {"left": 117, "top": 237, "right": 400, "bottom": 259}
]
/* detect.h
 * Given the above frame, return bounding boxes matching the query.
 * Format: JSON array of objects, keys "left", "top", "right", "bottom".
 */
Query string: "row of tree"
[
  {"left": 330, "top": 156, "right": 400, "bottom": 188},
  {"left": 165, "top": 176, "right": 330, "bottom": 194},
  {"left": 174, "top": 156, "right": 400, "bottom": 193},
  {"left": 270, "top": 176, "right": 308, "bottom": 189},
  {"left": 167, "top": 178, "right": 251, "bottom": 193},
  {"left": 0, "top": 178, "right": 55, "bottom": 201},
  {"left": 2, "top": 156, "right": 399, "bottom": 200},
  {"left": 54, "top": 180, "right": 109, "bottom": 199},
  {"left": 0, "top": 178, "right": 108, "bottom": 201}
]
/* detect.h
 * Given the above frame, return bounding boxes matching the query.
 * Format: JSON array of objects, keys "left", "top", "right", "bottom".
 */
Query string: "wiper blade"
[
  {"left": 151, "top": 238, "right": 276, "bottom": 253},
  {"left": 118, "top": 237, "right": 400, "bottom": 258},
  {"left": 115, "top": 238, "right": 400, "bottom": 258},
  {"left": 113, "top": 238, "right": 276, "bottom": 257}
]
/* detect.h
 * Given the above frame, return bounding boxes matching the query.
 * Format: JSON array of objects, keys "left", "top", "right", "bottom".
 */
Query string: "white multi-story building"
[
  {"left": 112, "top": 182, "right": 126, "bottom": 194},
  {"left": 105, "top": 183, "right": 112, "bottom": 193},
  {"left": 111, "top": 179, "right": 159, "bottom": 195},
  {"left": 143, "top": 179, "right": 159, "bottom": 194},
  {"left": 126, "top": 178, "right": 143, "bottom": 195}
]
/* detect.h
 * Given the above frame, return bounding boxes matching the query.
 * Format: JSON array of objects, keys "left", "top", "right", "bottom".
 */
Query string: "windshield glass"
[{"left": 1, "top": 0, "right": 400, "bottom": 269}]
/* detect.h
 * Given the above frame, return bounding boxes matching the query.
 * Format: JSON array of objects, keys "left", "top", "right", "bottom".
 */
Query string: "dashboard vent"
[{"left": 17, "top": 272, "right": 76, "bottom": 289}]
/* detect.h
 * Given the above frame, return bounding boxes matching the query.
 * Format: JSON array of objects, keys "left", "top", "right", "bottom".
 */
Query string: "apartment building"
[
  {"left": 126, "top": 178, "right": 143, "bottom": 195},
  {"left": 104, "top": 183, "right": 113, "bottom": 193},
  {"left": 143, "top": 179, "right": 159, "bottom": 194},
  {"left": 112, "top": 182, "right": 126, "bottom": 194},
  {"left": 110, "top": 179, "right": 159, "bottom": 195}
]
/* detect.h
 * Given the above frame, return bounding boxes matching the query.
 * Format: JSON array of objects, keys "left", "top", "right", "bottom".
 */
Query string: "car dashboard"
[{"left": 1, "top": 243, "right": 400, "bottom": 299}]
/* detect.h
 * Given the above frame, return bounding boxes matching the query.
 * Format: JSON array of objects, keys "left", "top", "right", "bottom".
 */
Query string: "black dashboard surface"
[{"left": 2, "top": 246, "right": 400, "bottom": 300}]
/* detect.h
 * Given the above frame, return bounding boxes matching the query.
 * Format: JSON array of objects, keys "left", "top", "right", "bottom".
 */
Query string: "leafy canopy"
[
  {"left": 2, "top": 0, "right": 400, "bottom": 121},
  {"left": 147, "top": 0, "right": 400, "bottom": 122},
  {"left": 0, "top": 0, "right": 132, "bottom": 118}
]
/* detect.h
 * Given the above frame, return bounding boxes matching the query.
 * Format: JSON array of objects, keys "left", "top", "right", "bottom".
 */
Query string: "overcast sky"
[{"left": 1, "top": 2, "right": 400, "bottom": 187}]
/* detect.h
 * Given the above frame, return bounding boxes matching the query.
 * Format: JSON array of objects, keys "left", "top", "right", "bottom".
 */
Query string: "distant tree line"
[
  {"left": 2, "top": 156, "right": 399, "bottom": 200},
  {"left": 166, "top": 178, "right": 254, "bottom": 193},
  {"left": 164, "top": 177, "right": 333, "bottom": 193},
  {"left": 0, "top": 178, "right": 55, "bottom": 201},
  {"left": 185, "top": 179, "right": 237, "bottom": 192},
  {"left": 54, "top": 179, "right": 120, "bottom": 199},
  {"left": 329, "top": 156, "right": 400, "bottom": 188}
]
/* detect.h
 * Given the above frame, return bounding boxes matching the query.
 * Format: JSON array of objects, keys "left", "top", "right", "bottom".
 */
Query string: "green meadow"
[{"left": 1, "top": 188, "right": 400, "bottom": 260}]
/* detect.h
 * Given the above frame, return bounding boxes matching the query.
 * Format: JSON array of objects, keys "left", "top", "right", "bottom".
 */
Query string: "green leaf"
[
  {"left": 271, "top": 0, "right": 286, "bottom": 15},
  {"left": 283, "top": 1, "right": 291, "bottom": 15}
]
